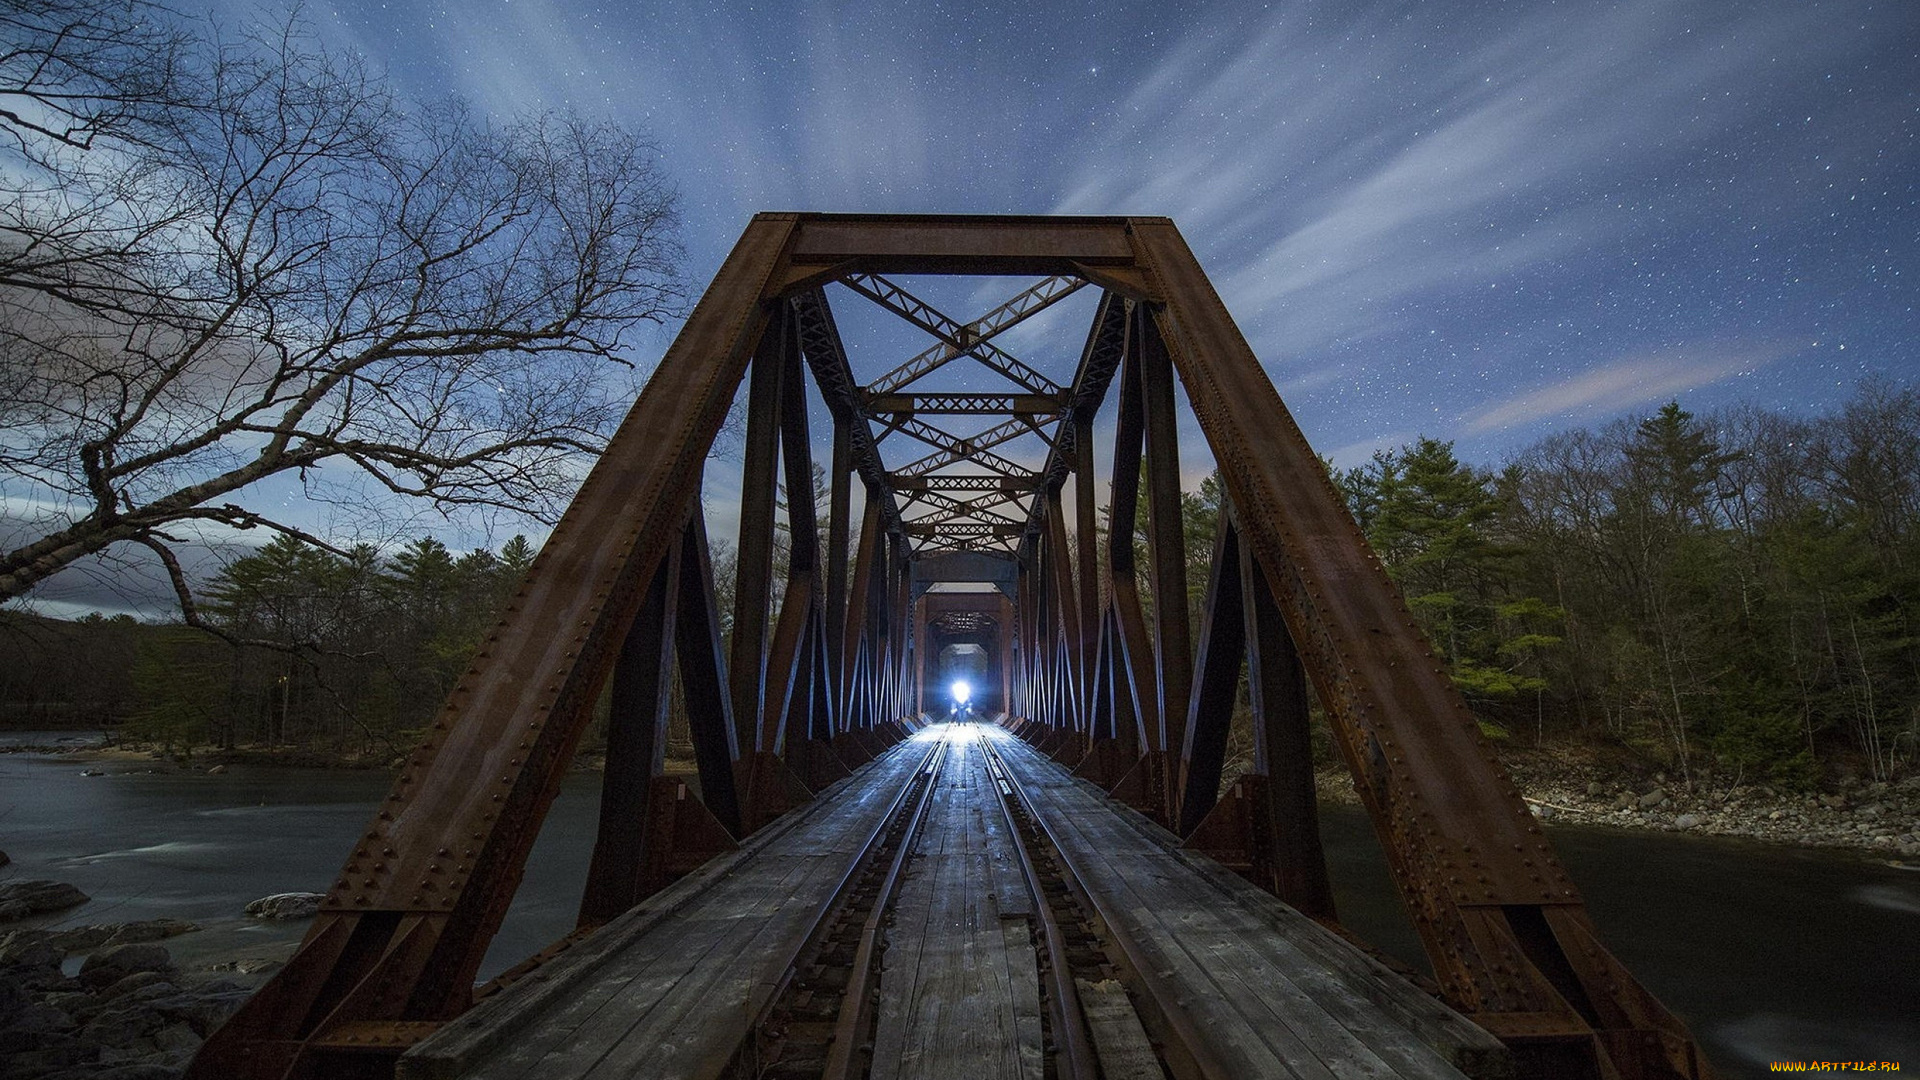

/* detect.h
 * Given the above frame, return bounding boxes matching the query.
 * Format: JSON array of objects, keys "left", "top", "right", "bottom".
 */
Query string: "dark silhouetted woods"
[
  {"left": 5, "top": 384, "right": 1916, "bottom": 788},
  {"left": 1335, "top": 382, "right": 1920, "bottom": 787}
]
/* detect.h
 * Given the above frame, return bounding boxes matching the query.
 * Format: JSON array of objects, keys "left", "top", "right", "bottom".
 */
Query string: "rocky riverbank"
[
  {"left": 0, "top": 736, "right": 395, "bottom": 770},
  {"left": 1317, "top": 746, "right": 1920, "bottom": 860},
  {"left": 0, "top": 919, "right": 262, "bottom": 1079}
]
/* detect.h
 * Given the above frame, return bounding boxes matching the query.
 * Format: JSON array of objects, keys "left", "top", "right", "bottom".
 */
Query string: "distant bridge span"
[{"left": 189, "top": 214, "right": 1713, "bottom": 1080}]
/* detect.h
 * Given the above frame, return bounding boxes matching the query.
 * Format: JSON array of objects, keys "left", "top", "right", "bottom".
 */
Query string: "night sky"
[
  {"left": 14, "top": 0, "right": 1920, "bottom": 616},
  {"left": 298, "top": 0, "right": 1917, "bottom": 467}
]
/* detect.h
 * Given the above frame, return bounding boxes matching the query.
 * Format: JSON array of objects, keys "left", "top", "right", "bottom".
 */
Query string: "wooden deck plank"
[
  {"left": 1076, "top": 978, "right": 1163, "bottom": 1080},
  {"left": 987, "top": 728, "right": 1501, "bottom": 1080},
  {"left": 408, "top": 724, "right": 1507, "bottom": 1080},
  {"left": 873, "top": 733, "right": 1042, "bottom": 1080},
  {"left": 404, "top": 737, "right": 932, "bottom": 1080}
]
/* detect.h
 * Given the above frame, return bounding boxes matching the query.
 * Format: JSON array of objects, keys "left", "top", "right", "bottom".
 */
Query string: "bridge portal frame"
[{"left": 189, "top": 214, "right": 1711, "bottom": 1080}]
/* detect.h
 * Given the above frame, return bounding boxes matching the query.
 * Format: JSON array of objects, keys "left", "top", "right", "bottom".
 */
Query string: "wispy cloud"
[
  {"left": 1462, "top": 340, "right": 1797, "bottom": 435},
  {"left": 1052, "top": 0, "right": 1855, "bottom": 354},
  {"left": 1326, "top": 430, "right": 1420, "bottom": 469}
]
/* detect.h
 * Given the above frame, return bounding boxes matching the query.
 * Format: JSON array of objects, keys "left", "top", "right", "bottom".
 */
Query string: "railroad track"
[
  {"left": 740, "top": 734, "right": 950, "bottom": 1080},
  {"left": 735, "top": 724, "right": 1214, "bottom": 1080}
]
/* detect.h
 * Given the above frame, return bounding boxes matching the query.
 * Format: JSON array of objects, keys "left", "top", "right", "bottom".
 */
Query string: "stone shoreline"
[
  {"left": 1316, "top": 751, "right": 1920, "bottom": 861},
  {"left": 0, "top": 918, "right": 269, "bottom": 1080},
  {"left": 17, "top": 733, "right": 1919, "bottom": 860}
]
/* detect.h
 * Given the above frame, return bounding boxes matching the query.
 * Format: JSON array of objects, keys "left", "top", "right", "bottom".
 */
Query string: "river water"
[{"left": 2, "top": 734, "right": 1915, "bottom": 1078}]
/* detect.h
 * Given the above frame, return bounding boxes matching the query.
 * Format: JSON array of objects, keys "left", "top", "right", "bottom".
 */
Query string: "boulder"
[
  {"left": 88, "top": 1053, "right": 183, "bottom": 1068},
  {"left": 0, "top": 879, "right": 89, "bottom": 922},
  {"left": 245, "top": 892, "right": 323, "bottom": 920},
  {"left": 78, "top": 943, "right": 172, "bottom": 988},
  {"left": 0, "top": 1034, "right": 92, "bottom": 1073},
  {"left": 3, "top": 999, "right": 75, "bottom": 1036},
  {"left": 98, "top": 970, "right": 173, "bottom": 1002},
  {"left": 152, "top": 1020, "right": 202, "bottom": 1053},
  {"left": 1675, "top": 813, "right": 1704, "bottom": 829},
  {"left": 209, "top": 956, "right": 282, "bottom": 976},
  {"left": 148, "top": 982, "right": 252, "bottom": 1034},
  {"left": 0, "top": 930, "right": 61, "bottom": 969},
  {"left": 98, "top": 919, "right": 197, "bottom": 950},
  {"left": 19, "top": 918, "right": 200, "bottom": 959},
  {"left": 0, "top": 970, "right": 29, "bottom": 1018},
  {"left": 1637, "top": 788, "right": 1669, "bottom": 810},
  {"left": 44, "top": 989, "right": 95, "bottom": 1017},
  {"left": 78, "top": 1001, "right": 166, "bottom": 1048}
]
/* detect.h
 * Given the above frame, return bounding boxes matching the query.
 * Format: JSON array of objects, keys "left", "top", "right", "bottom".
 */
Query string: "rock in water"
[
  {"left": 0, "top": 880, "right": 89, "bottom": 922},
  {"left": 79, "top": 943, "right": 173, "bottom": 988},
  {"left": 245, "top": 892, "right": 324, "bottom": 920}
]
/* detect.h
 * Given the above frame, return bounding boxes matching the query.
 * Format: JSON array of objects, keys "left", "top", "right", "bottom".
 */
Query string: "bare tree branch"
[{"left": 0, "top": 4, "right": 684, "bottom": 610}]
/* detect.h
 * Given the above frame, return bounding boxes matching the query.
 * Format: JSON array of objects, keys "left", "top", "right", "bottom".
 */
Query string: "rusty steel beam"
[
  {"left": 889, "top": 415, "right": 1049, "bottom": 479},
  {"left": 785, "top": 214, "right": 1135, "bottom": 275},
  {"left": 189, "top": 214, "right": 799, "bottom": 1080},
  {"left": 1241, "top": 524, "right": 1336, "bottom": 920},
  {"left": 1174, "top": 506, "right": 1241, "bottom": 839},
  {"left": 675, "top": 510, "right": 744, "bottom": 835},
  {"left": 1029, "top": 290, "right": 1129, "bottom": 509},
  {"left": 905, "top": 521, "right": 1025, "bottom": 539},
  {"left": 843, "top": 273, "right": 1061, "bottom": 395},
  {"left": 1127, "top": 218, "right": 1710, "bottom": 1077},
  {"left": 1136, "top": 307, "right": 1193, "bottom": 771},
  {"left": 193, "top": 213, "right": 1711, "bottom": 1080},
  {"left": 891, "top": 474, "right": 1030, "bottom": 493},
  {"left": 578, "top": 535, "right": 680, "bottom": 929},
  {"left": 825, "top": 420, "right": 853, "bottom": 726},
  {"left": 900, "top": 488, "right": 1030, "bottom": 527},
  {"left": 866, "top": 392, "right": 1065, "bottom": 415},
  {"left": 793, "top": 288, "right": 906, "bottom": 540},
  {"left": 863, "top": 274, "right": 1085, "bottom": 394},
  {"left": 729, "top": 306, "right": 788, "bottom": 754}
]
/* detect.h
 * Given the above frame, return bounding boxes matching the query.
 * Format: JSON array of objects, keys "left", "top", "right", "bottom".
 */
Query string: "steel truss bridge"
[{"left": 188, "top": 215, "right": 1714, "bottom": 1080}]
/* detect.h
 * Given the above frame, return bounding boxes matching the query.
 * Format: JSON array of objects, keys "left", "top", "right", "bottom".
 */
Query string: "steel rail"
[
  {"left": 977, "top": 735, "right": 1098, "bottom": 1080},
  {"left": 741, "top": 733, "right": 947, "bottom": 1079},
  {"left": 982, "top": 729, "right": 1239, "bottom": 1080},
  {"left": 816, "top": 733, "right": 951, "bottom": 1080}
]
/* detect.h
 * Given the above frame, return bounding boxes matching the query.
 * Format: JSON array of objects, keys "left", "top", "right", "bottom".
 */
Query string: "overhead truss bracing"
[{"left": 190, "top": 214, "right": 1715, "bottom": 1080}]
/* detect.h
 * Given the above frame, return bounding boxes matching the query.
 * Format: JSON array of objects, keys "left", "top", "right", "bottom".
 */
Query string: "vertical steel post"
[
  {"left": 1243, "top": 534, "right": 1336, "bottom": 920},
  {"left": 578, "top": 536, "right": 681, "bottom": 928},
  {"left": 729, "top": 308, "right": 787, "bottom": 753},
  {"left": 675, "top": 510, "right": 745, "bottom": 838},
  {"left": 825, "top": 421, "right": 853, "bottom": 731},
  {"left": 1074, "top": 413, "right": 1101, "bottom": 732},
  {"left": 1137, "top": 307, "right": 1193, "bottom": 766},
  {"left": 1175, "top": 512, "right": 1244, "bottom": 837}
]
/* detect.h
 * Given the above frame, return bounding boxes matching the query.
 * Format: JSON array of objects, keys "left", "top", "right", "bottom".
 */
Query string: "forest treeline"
[
  {"left": 1323, "top": 381, "right": 1919, "bottom": 787},
  {"left": 3, "top": 382, "right": 1916, "bottom": 786},
  {"left": 0, "top": 536, "right": 539, "bottom": 759}
]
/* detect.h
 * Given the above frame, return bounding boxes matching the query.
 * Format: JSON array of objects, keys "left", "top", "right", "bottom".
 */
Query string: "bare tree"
[
  {"left": 0, "top": 5, "right": 684, "bottom": 616},
  {"left": 0, "top": 0, "right": 195, "bottom": 156}
]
